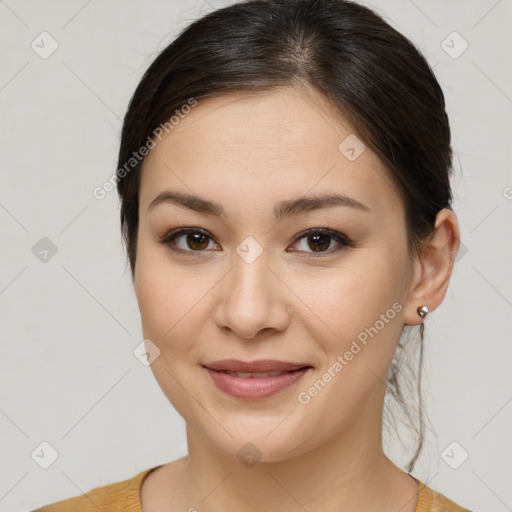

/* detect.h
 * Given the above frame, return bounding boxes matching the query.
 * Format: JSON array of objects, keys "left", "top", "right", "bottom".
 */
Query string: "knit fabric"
[{"left": 32, "top": 466, "right": 472, "bottom": 511}]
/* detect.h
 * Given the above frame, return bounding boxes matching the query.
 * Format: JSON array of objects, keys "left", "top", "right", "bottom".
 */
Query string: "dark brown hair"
[{"left": 116, "top": 0, "right": 453, "bottom": 473}]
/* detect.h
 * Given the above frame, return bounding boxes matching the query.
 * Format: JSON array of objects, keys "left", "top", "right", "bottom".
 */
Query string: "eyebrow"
[{"left": 147, "top": 190, "right": 370, "bottom": 221}]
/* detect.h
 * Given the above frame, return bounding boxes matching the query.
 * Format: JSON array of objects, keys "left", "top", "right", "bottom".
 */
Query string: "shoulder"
[
  {"left": 415, "top": 478, "right": 473, "bottom": 512},
  {"left": 31, "top": 466, "right": 161, "bottom": 512}
]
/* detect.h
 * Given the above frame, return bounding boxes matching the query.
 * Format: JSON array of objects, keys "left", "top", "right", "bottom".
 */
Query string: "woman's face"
[{"left": 134, "top": 86, "right": 418, "bottom": 462}]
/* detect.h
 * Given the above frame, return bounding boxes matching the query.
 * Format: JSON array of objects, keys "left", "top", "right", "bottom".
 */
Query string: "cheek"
[
  {"left": 133, "top": 253, "right": 213, "bottom": 423},
  {"left": 136, "top": 273, "right": 192, "bottom": 344},
  {"left": 134, "top": 245, "right": 215, "bottom": 356},
  {"left": 299, "top": 255, "right": 407, "bottom": 399},
  {"left": 134, "top": 240, "right": 180, "bottom": 339},
  {"left": 294, "top": 258, "right": 405, "bottom": 418},
  {"left": 295, "top": 256, "right": 403, "bottom": 338}
]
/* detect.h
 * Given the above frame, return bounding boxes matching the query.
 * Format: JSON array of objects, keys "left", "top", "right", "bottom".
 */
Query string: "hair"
[{"left": 116, "top": 0, "right": 453, "bottom": 473}]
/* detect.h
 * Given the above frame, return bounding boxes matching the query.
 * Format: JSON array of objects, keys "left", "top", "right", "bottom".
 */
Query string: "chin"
[{"left": 197, "top": 418, "right": 316, "bottom": 465}]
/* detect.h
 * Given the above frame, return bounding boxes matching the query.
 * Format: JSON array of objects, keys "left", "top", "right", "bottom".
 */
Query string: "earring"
[{"left": 417, "top": 305, "right": 429, "bottom": 318}]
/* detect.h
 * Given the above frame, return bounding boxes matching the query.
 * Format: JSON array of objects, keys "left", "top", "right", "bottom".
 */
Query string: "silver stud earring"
[{"left": 417, "top": 305, "right": 429, "bottom": 318}]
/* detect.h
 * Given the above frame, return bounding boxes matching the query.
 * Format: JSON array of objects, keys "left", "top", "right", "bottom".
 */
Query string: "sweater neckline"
[{"left": 136, "top": 465, "right": 427, "bottom": 511}]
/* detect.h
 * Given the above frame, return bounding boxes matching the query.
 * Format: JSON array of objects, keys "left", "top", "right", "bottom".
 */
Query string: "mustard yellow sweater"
[{"left": 32, "top": 466, "right": 472, "bottom": 511}]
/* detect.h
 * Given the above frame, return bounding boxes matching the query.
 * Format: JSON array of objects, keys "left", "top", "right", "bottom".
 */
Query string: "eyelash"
[{"left": 158, "top": 227, "right": 354, "bottom": 257}]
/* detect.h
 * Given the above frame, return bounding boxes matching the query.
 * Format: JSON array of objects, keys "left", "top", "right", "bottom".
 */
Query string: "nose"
[{"left": 214, "top": 251, "right": 290, "bottom": 340}]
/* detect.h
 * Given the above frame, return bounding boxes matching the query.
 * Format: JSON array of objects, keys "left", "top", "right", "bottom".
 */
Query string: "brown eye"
[
  {"left": 288, "top": 228, "right": 353, "bottom": 255},
  {"left": 159, "top": 228, "right": 219, "bottom": 253},
  {"left": 183, "top": 232, "right": 210, "bottom": 251},
  {"left": 306, "top": 233, "right": 331, "bottom": 252}
]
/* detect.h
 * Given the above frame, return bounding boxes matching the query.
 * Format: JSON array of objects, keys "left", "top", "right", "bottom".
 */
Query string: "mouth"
[
  {"left": 203, "top": 359, "right": 312, "bottom": 373},
  {"left": 202, "top": 360, "right": 313, "bottom": 400}
]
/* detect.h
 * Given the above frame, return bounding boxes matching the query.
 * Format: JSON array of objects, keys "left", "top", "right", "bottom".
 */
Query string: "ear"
[{"left": 403, "top": 208, "right": 461, "bottom": 326}]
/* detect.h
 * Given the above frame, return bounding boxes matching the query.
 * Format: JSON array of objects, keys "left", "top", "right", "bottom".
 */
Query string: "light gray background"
[{"left": 1, "top": 1, "right": 511, "bottom": 511}]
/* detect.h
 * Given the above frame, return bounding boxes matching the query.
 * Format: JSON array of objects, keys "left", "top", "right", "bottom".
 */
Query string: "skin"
[{"left": 135, "top": 85, "right": 460, "bottom": 511}]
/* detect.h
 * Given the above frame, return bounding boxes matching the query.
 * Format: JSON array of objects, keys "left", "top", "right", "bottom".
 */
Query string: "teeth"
[{"left": 223, "top": 370, "right": 286, "bottom": 378}]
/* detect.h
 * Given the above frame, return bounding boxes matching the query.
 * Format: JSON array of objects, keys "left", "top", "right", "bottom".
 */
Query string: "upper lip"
[{"left": 203, "top": 359, "right": 312, "bottom": 373}]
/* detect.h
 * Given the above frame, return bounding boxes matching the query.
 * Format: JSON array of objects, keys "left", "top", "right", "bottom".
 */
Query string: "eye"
[
  {"left": 158, "top": 227, "right": 354, "bottom": 256},
  {"left": 159, "top": 227, "right": 220, "bottom": 253},
  {"left": 288, "top": 228, "right": 353, "bottom": 255}
]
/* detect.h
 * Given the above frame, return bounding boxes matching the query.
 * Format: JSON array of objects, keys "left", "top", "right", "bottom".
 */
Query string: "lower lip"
[{"left": 204, "top": 367, "right": 311, "bottom": 400}]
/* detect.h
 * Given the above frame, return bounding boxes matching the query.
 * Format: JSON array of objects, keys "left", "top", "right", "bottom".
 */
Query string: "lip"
[
  {"left": 202, "top": 360, "right": 313, "bottom": 400},
  {"left": 203, "top": 359, "right": 311, "bottom": 373}
]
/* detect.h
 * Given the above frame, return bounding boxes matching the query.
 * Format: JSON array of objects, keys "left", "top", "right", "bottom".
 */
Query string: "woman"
[{"left": 33, "top": 0, "right": 473, "bottom": 510}]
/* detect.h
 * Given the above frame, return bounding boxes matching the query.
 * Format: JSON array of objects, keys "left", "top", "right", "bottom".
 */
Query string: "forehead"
[{"left": 139, "top": 86, "right": 403, "bottom": 220}]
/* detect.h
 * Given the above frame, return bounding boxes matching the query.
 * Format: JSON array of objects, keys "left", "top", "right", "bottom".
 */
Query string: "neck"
[{"left": 168, "top": 386, "right": 419, "bottom": 511}]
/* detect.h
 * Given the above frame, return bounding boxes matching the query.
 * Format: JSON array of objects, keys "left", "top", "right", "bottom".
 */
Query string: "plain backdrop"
[{"left": 1, "top": 1, "right": 511, "bottom": 511}]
